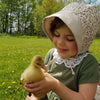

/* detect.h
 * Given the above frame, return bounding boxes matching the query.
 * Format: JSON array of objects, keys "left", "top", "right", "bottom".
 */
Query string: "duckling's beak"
[{"left": 42, "top": 65, "right": 48, "bottom": 72}]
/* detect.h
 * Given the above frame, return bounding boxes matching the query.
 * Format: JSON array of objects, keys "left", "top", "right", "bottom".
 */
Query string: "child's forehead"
[
  {"left": 55, "top": 30, "right": 73, "bottom": 36},
  {"left": 55, "top": 24, "right": 73, "bottom": 36}
]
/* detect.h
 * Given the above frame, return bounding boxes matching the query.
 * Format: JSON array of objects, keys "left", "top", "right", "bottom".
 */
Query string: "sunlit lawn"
[
  {"left": 0, "top": 36, "right": 100, "bottom": 100},
  {"left": 90, "top": 38, "right": 100, "bottom": 62}
]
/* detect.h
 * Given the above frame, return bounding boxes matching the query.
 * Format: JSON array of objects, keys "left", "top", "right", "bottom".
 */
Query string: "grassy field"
[{"left": 0, "top": 36, "right": 100, "bottom": 100}]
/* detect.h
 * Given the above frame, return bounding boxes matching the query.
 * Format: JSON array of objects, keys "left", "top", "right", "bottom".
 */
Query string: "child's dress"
[{"left": 43, "top": 48, "right": 99, "bottom": 100}]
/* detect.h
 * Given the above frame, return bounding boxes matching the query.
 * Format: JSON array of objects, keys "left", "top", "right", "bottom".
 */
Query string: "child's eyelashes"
[
  {"left": 54, "top": 31, "right": 60, "bottom": 37},
  {"left": 54, "top": 34, "right": 60, "bottom": 37},
  {"left": 54, "top": 33, "right": 75, "bottom": 42},
  {"left": 66, "top": 38, "right": 75, "bottom": 41}
]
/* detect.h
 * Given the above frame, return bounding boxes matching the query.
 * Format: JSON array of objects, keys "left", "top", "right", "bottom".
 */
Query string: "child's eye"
[
  {"left": 67, "top": 39, "right": 74, "bottom": 41},
  {"left": 54, "top": 31, "right": 60, "bottom": 37},
  {"left": 54, "top": 34, "right": 60, "bottom": 37},
  {"left": 66, "top": 38, "right": 75, "bottom": 42}
]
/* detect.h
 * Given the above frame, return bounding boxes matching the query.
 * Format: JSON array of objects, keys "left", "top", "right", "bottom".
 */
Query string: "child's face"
[{"left": 52, "top": 25, "right": 78, "bottom": 58}]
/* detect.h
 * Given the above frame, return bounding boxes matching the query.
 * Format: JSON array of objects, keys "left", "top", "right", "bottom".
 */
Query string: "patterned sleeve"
[{"left": 79, "top": 54, "right": 99, "bottom": 84}]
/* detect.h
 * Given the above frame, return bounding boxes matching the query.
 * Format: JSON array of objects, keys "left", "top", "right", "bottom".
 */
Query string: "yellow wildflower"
[
  {"left": 12, "top": 81, "right": 16, "bottom": 84},
  {"left": 8, "top": 86, "right": 11, "bottom": 88},
  {"left": 12, "top": 70, "right": 14, "bottom": 73},
  {"left": 2, "top": 82, "right": 5, "bottom": 85}
]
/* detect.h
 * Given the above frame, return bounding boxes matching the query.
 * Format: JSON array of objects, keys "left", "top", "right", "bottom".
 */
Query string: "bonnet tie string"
[{"left": 66, "top": 58, "right": 76, "bottom": 75}]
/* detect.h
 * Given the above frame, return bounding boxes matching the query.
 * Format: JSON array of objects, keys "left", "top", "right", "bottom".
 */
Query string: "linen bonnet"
[{"left": 42, "top": 2, "right": 100, "bottom": 55}]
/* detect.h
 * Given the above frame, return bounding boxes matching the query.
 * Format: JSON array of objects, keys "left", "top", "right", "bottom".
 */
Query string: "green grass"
[
  {"left": 0, "top": 36, "right": 53, "bottom": 100},
  {"left": 90, "top": 38, "right": 100, "bottom": 62},
  {"left": 0, "top": 36, "right": 100, "bottom": 100}
]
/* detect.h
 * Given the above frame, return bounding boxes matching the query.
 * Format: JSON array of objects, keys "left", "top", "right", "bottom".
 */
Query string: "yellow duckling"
[
  {"left": 20, "top": 55, "right": 45, "bottom": 99},
  {"left": 20, "top": 55, "right": 44, "bottom": 83}
]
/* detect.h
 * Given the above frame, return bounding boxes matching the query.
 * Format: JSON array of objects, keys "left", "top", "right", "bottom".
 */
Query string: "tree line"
[{"left": 0, "top": 0, "right": 100, "bottom": 36}]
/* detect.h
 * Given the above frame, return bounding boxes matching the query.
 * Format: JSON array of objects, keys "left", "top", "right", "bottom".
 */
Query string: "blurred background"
[{"left": 0, "top": 0, "right": 100, "bottom": 37}]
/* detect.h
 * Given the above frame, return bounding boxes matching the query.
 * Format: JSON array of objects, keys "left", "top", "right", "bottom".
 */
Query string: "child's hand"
[{"left": 24, "top": 73, "right": 58, "bottom": 97}]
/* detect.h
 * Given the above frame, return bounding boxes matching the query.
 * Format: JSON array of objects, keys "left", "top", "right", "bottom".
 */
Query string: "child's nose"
[{"left": 58, "top": 37, "right": 65, "bottom": 45}]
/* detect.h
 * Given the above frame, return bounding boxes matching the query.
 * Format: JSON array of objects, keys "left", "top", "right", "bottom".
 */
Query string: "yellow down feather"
[
  {"left": 20, "top": 55, "right": 45, "bottom": 99},
  {"left": 20, "top": 55, "right": 45, "bottom": 83}
]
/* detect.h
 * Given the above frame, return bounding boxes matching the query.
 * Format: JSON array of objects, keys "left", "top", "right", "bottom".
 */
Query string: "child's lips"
[{"left": 58, "top": 48, "right": 68, "bottom": 53}]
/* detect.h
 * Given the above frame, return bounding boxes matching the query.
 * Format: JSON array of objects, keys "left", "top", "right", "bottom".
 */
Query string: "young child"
[{"left": 24, "top": 2, "right": 100, "bottom": 100}]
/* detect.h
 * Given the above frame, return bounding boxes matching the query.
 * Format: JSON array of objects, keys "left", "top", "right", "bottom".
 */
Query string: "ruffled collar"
[
  {"left": 46, "top": 48, "right": 89, "bottom": 75},
  {"left": 53, "top": 49, "right": 89, "bottom": 68}
]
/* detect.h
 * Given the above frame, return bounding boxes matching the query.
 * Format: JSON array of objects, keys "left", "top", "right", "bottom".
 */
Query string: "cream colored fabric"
[{"left": 42, "top": 2, "right": 100, "bottom": 55}]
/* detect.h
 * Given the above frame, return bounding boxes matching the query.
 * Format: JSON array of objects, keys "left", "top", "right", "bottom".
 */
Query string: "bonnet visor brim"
[{"left": 42, "top": 10, "right": 83, "bottom": 55}]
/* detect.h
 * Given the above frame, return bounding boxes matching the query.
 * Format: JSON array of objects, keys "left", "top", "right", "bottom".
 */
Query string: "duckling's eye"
[{"left": 36, "top": 63, "right": 41, "bottom": 66}]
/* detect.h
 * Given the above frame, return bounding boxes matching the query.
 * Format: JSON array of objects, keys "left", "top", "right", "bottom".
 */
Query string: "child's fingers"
[
  {"left": 24, "top": 82, "right": 41, "bottom": 93},
  {"left": 26, "top": 82, "right": 40, "bottom": 88}
]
